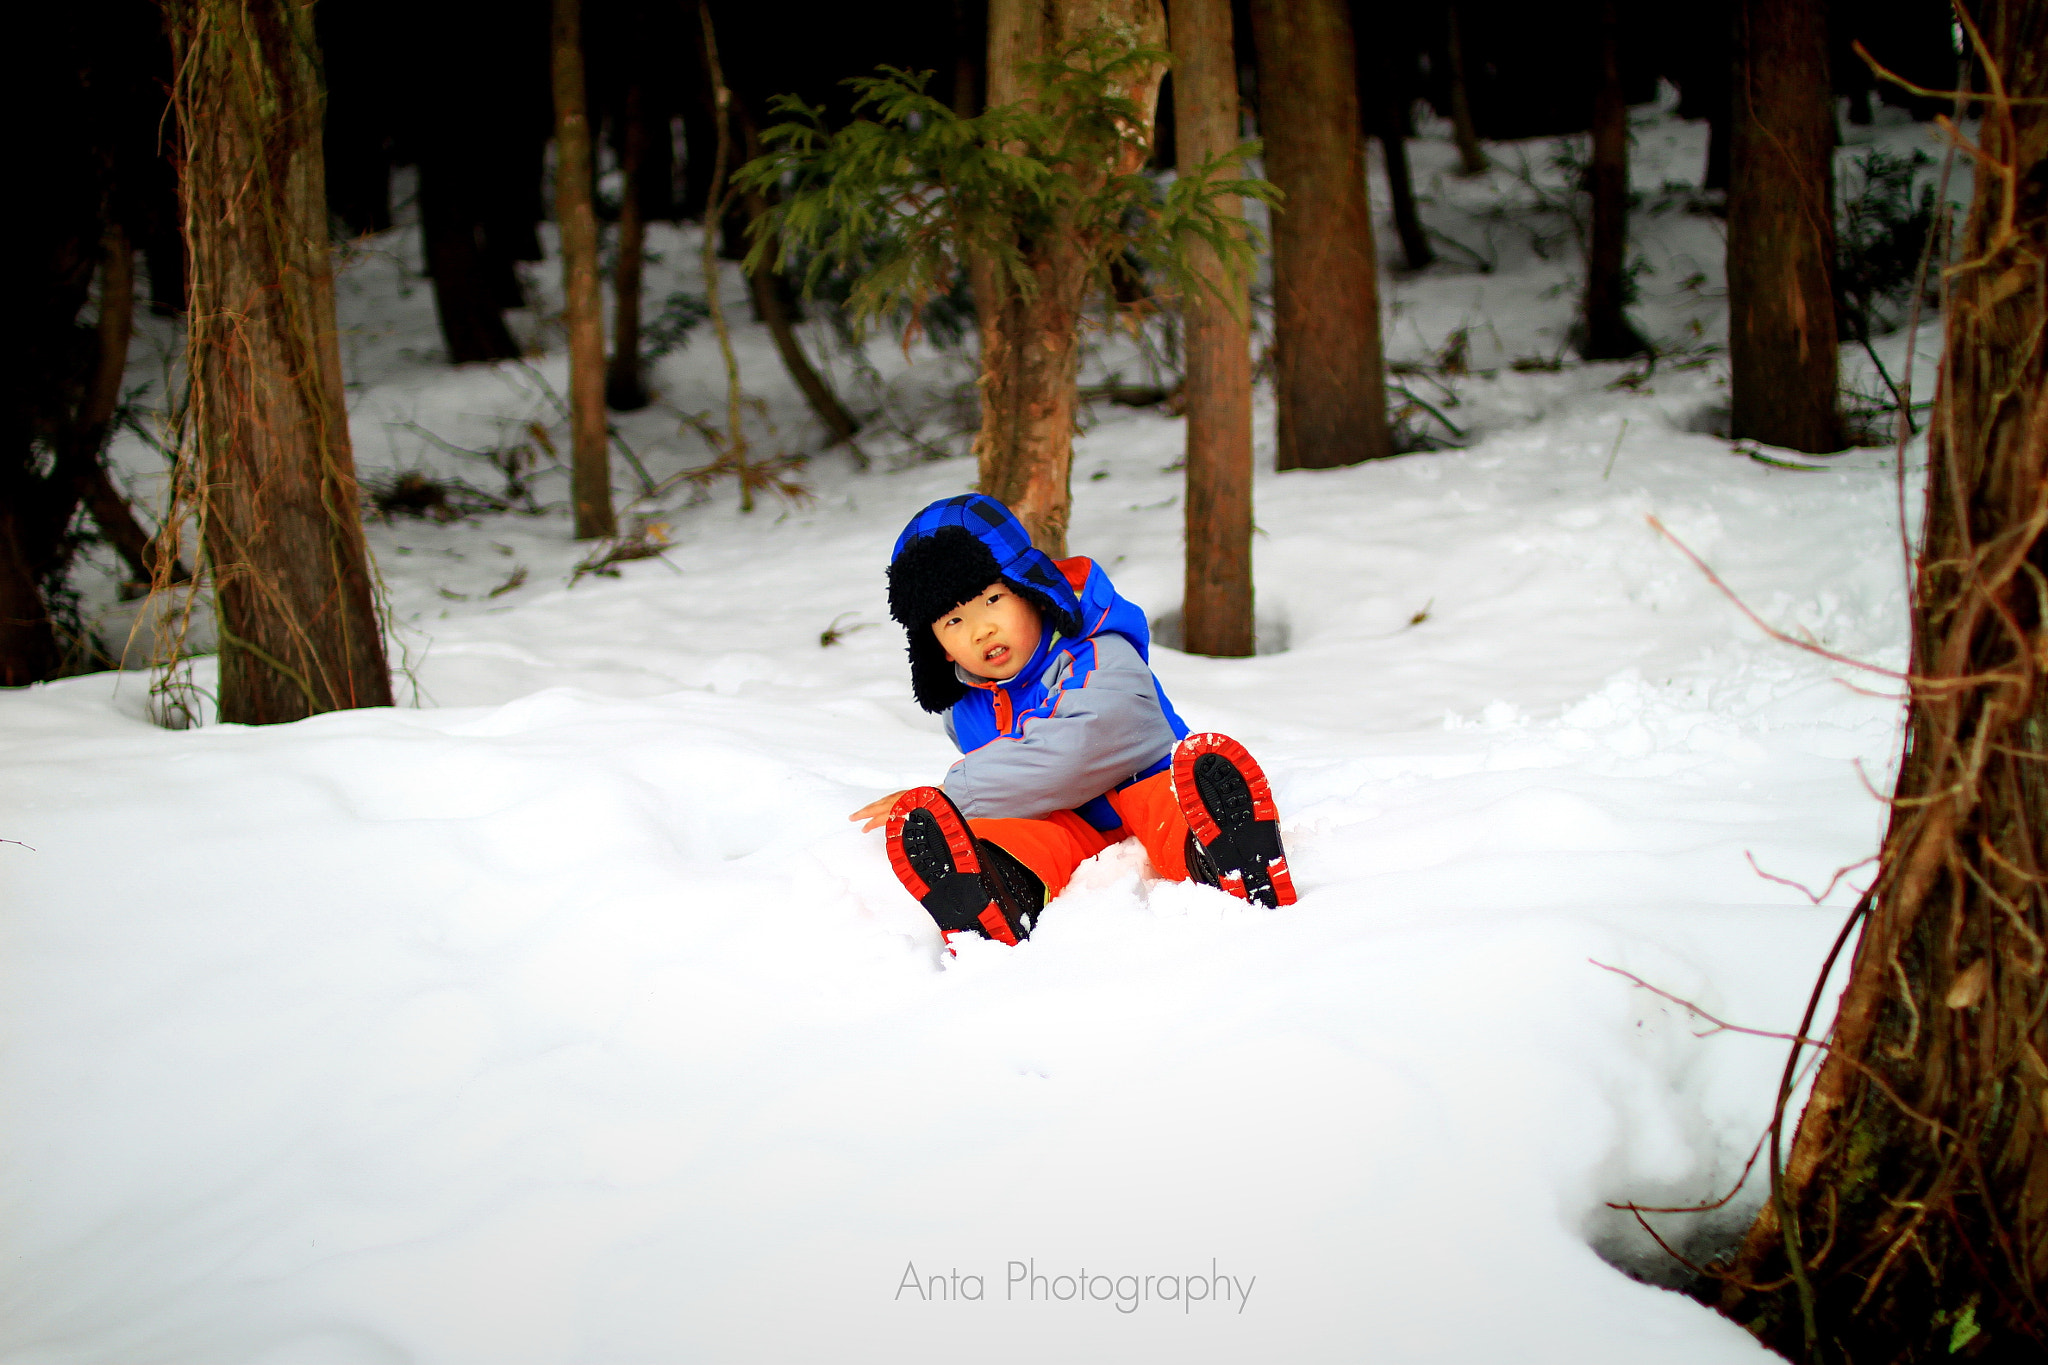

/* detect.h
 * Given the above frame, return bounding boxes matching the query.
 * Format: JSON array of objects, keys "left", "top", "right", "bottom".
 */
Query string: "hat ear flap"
[{"left": 907, "top": 633, "right": 967, "bottom": 714}]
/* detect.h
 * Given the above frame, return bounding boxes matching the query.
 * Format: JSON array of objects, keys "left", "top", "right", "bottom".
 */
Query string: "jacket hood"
[{"left": 887, "top": 495, "right": 1085, "bottom": 713}]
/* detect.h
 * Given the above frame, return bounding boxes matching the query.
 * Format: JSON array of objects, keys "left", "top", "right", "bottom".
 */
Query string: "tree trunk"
[
  {"left": 1579, "top": 0, "right": 1646, "bottom": 360},
  {"left": 61, "top": 229, "right": 178, "bottom": 587},
  {"left": 734, "top": 108, "right": 862, "bottom": 452},
  {"left": 974, "top": 239, "right": 1094, "bottom": 554},
  {"left": 420, "top": 153, "right": 521, "bottom": 364},
  {"left": 1704, "top": 101, "right": 1731, "bottom": 193},
  {"left": 551, "top": 0, "right": 615, "bottom": 539},
  {"left": 1249, "top": 0, "right": 1392, "bottom": 470},
  {"left": 1715, "top": 6, "right": 2048, "bottom": 1358},
  {"left": 1726, "top": 0, "right": 1841, "bottom": 453},
  {"left": 952, "top": 0, "right": 984, "bottom": 115},
  {"left": 1378, "top": 129, "right": 1433, "bottom": 273},
  {"left": 1357, "top": 23, "right": 1433, "bottom": 273},
  {"left": 1445, "top": 2, "right": 1488, "bottom": 176},
  {"left": 742, "top": 216, "right": 863, "bottom": 450},
  {"left": 166, "top": 0, "right": 392, "bottom": 723},
  {"left": 677, "top": 0, "right": 718, "bottom": 224},
  {"left": 0, "top": 504, "right": 60, "bottom": 686},
  {"left": 973, "top": 0, "right": 1168, "bottom": 556},
  {"left": 1170, "top": 0, "right": 1255, "bottom": 658},
  {"left": 605, "top": 79, "right": 651, "bottom": 412}
]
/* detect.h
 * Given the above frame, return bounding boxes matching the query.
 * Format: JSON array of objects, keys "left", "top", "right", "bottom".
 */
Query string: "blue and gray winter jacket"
[{"left": 888, "top": 495, "right": 1190, "bottom": 830}]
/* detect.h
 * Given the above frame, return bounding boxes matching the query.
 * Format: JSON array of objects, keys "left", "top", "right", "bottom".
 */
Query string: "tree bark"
[
  {"left": 973, "top": 0, "right": 1168, "bottom": 556},
  {"left": 1715, "top": 5, "right": 2048, "bottom": 1358},
  {"left": 1579, "top": 0, "right": 1646, "bottom": 360},
  {"left": 551, "top": 0, "right": 615, "bottom": 539},
  {"left": 1444, "top": 2, "right": 1488, "bottom": 176},
  {"left": 605, "top": 79, "right": 651, "bottom": 412},
  {"left": 1249, "top": 0, "right": 1392, "bottom": 470},
  {"left": 166, "top": 0, "right": 392, "bottom": 723},
  {"left": 1726, "top": 0, "right": 1841, "bottom": 453},
  {"left": 1171, "top": 0, "right": 1254, "bottom": 658}
]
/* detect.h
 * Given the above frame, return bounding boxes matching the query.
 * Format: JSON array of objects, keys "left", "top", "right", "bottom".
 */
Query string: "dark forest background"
[{"left": 9, "top": 0, "right": 1959, "bottom": 690}]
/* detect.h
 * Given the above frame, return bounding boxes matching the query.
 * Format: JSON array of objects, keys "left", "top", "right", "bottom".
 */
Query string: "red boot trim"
[
  {"left": 1169, "top": 732, "right": 1280, "bottom": 846},
  {"left": 885, "top": 786, "right": 982, "bottom": 902},
  {"left": 1267, "top": 856, "right": 1298, "bottom": 907},
  {"left": 976, "top": 904, "right": 1020, "bottom": 946}
]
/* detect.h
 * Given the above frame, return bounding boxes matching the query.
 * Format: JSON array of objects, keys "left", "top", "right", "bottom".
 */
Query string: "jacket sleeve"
[{"left": 941, "top": 634, "right": 1180, "bottom": 819}]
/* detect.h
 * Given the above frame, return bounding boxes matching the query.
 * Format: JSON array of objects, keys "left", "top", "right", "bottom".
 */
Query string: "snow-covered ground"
[{"left": 2, "top": 100, "right": 1963, "bottom": 1362}]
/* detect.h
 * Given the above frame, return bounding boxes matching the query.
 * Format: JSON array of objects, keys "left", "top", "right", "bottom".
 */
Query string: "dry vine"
[{"left": 1701, "top": 8, "right": 2048, "bottom": 1359}]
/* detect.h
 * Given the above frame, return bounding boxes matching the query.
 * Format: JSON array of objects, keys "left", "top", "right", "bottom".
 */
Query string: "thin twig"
[
  {"left": 1744, "top": 852, "right": 1881, "bottom": 905},
  {"left": 1603, "top": 418, "right": 1628, "bottom": 480},
  {"left": 1591, "top": 961, "right": 1835, "bottom": 1047},
  {"left": 1647, "top": 515, "right": 1908, "bottom": 679},
  {"left": 1387, "top": 383, "right": 1465, "bottom": 439}
]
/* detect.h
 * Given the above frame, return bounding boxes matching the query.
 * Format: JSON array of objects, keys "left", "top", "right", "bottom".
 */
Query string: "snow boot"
[
  {"left": 887, "top": 787, "right": 1043, "bottom": 947},
  {"left": 1171, "top": 733, "right": 1297, "bottom": 908}
]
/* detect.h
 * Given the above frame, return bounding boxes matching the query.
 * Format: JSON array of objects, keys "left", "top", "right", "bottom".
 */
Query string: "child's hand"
[{"left": 850, "top": 791, "right": 910, "bottom": 832}]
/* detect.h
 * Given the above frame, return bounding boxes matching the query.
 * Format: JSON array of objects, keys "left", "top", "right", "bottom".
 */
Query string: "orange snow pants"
[{"left": 965, "top": 769, "right": 1192, "bottom": 899}]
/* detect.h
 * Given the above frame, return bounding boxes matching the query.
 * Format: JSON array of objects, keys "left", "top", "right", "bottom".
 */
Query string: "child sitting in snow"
[{"left": 849, "top": 493, "right": 1296, "bottom": 946}]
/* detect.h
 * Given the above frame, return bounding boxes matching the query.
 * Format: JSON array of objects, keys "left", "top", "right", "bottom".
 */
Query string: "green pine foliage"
[
  {"left": 735, "top": 30, "right": 1277, "bottom": 341},
  {"left": 1836, "top": 147, "right": 1940, "bottom": 341}
]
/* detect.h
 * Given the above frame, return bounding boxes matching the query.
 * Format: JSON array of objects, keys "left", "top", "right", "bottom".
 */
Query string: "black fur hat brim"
[
  {"left": 888, "top": 525, "right": 1071, "bottom": 713},
  {"left": 890, "top": 526, "right": 1004, "bottom": 713},
  {"left": 888, "top": 526, "right": 1004, "bottom": 636}
]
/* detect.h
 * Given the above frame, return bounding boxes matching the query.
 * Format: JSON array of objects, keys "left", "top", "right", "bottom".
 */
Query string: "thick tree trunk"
[
  {"left": 1580, "top": 0, "right": 1645, "bottom": 359},
  {"left": 1726, "top": 0, "right": 1841, "bottom": 453},
  {"left": 606, "top": 80, "right": 651, "bottom": 412},
  {"left": 1171, "top": 0, "right": 1254, "bottom": 658},
  {"left": 166, "top": 0, "right": 391, "bottom": 723},
  {"left": 1249, "top": 0, "right": 1391, "bottom": 470},
  {"left": 551, "top": 0, "right": 615, "bottom": 539},
  {"left": 975, "top": 250, "right": 1092, "bottom": 554},
  {"left": 973, "top": 0, "right": 1168, "bottom": 556},
  {"left": 1715, "top": 6, "right": 2048, "bottom": 1359},
  {"left": 1444, "top": 2, "right": 1488, "bottom": 176}
]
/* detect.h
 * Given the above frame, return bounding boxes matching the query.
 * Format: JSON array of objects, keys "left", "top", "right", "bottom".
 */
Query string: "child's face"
[{"left": 932, "top": 582, "right": 1042, "bottom": 681}]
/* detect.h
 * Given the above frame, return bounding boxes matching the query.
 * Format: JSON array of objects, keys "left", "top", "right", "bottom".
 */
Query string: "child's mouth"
[{"left": 983, "top": 645, "right": 1010, "bottom": 667}]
